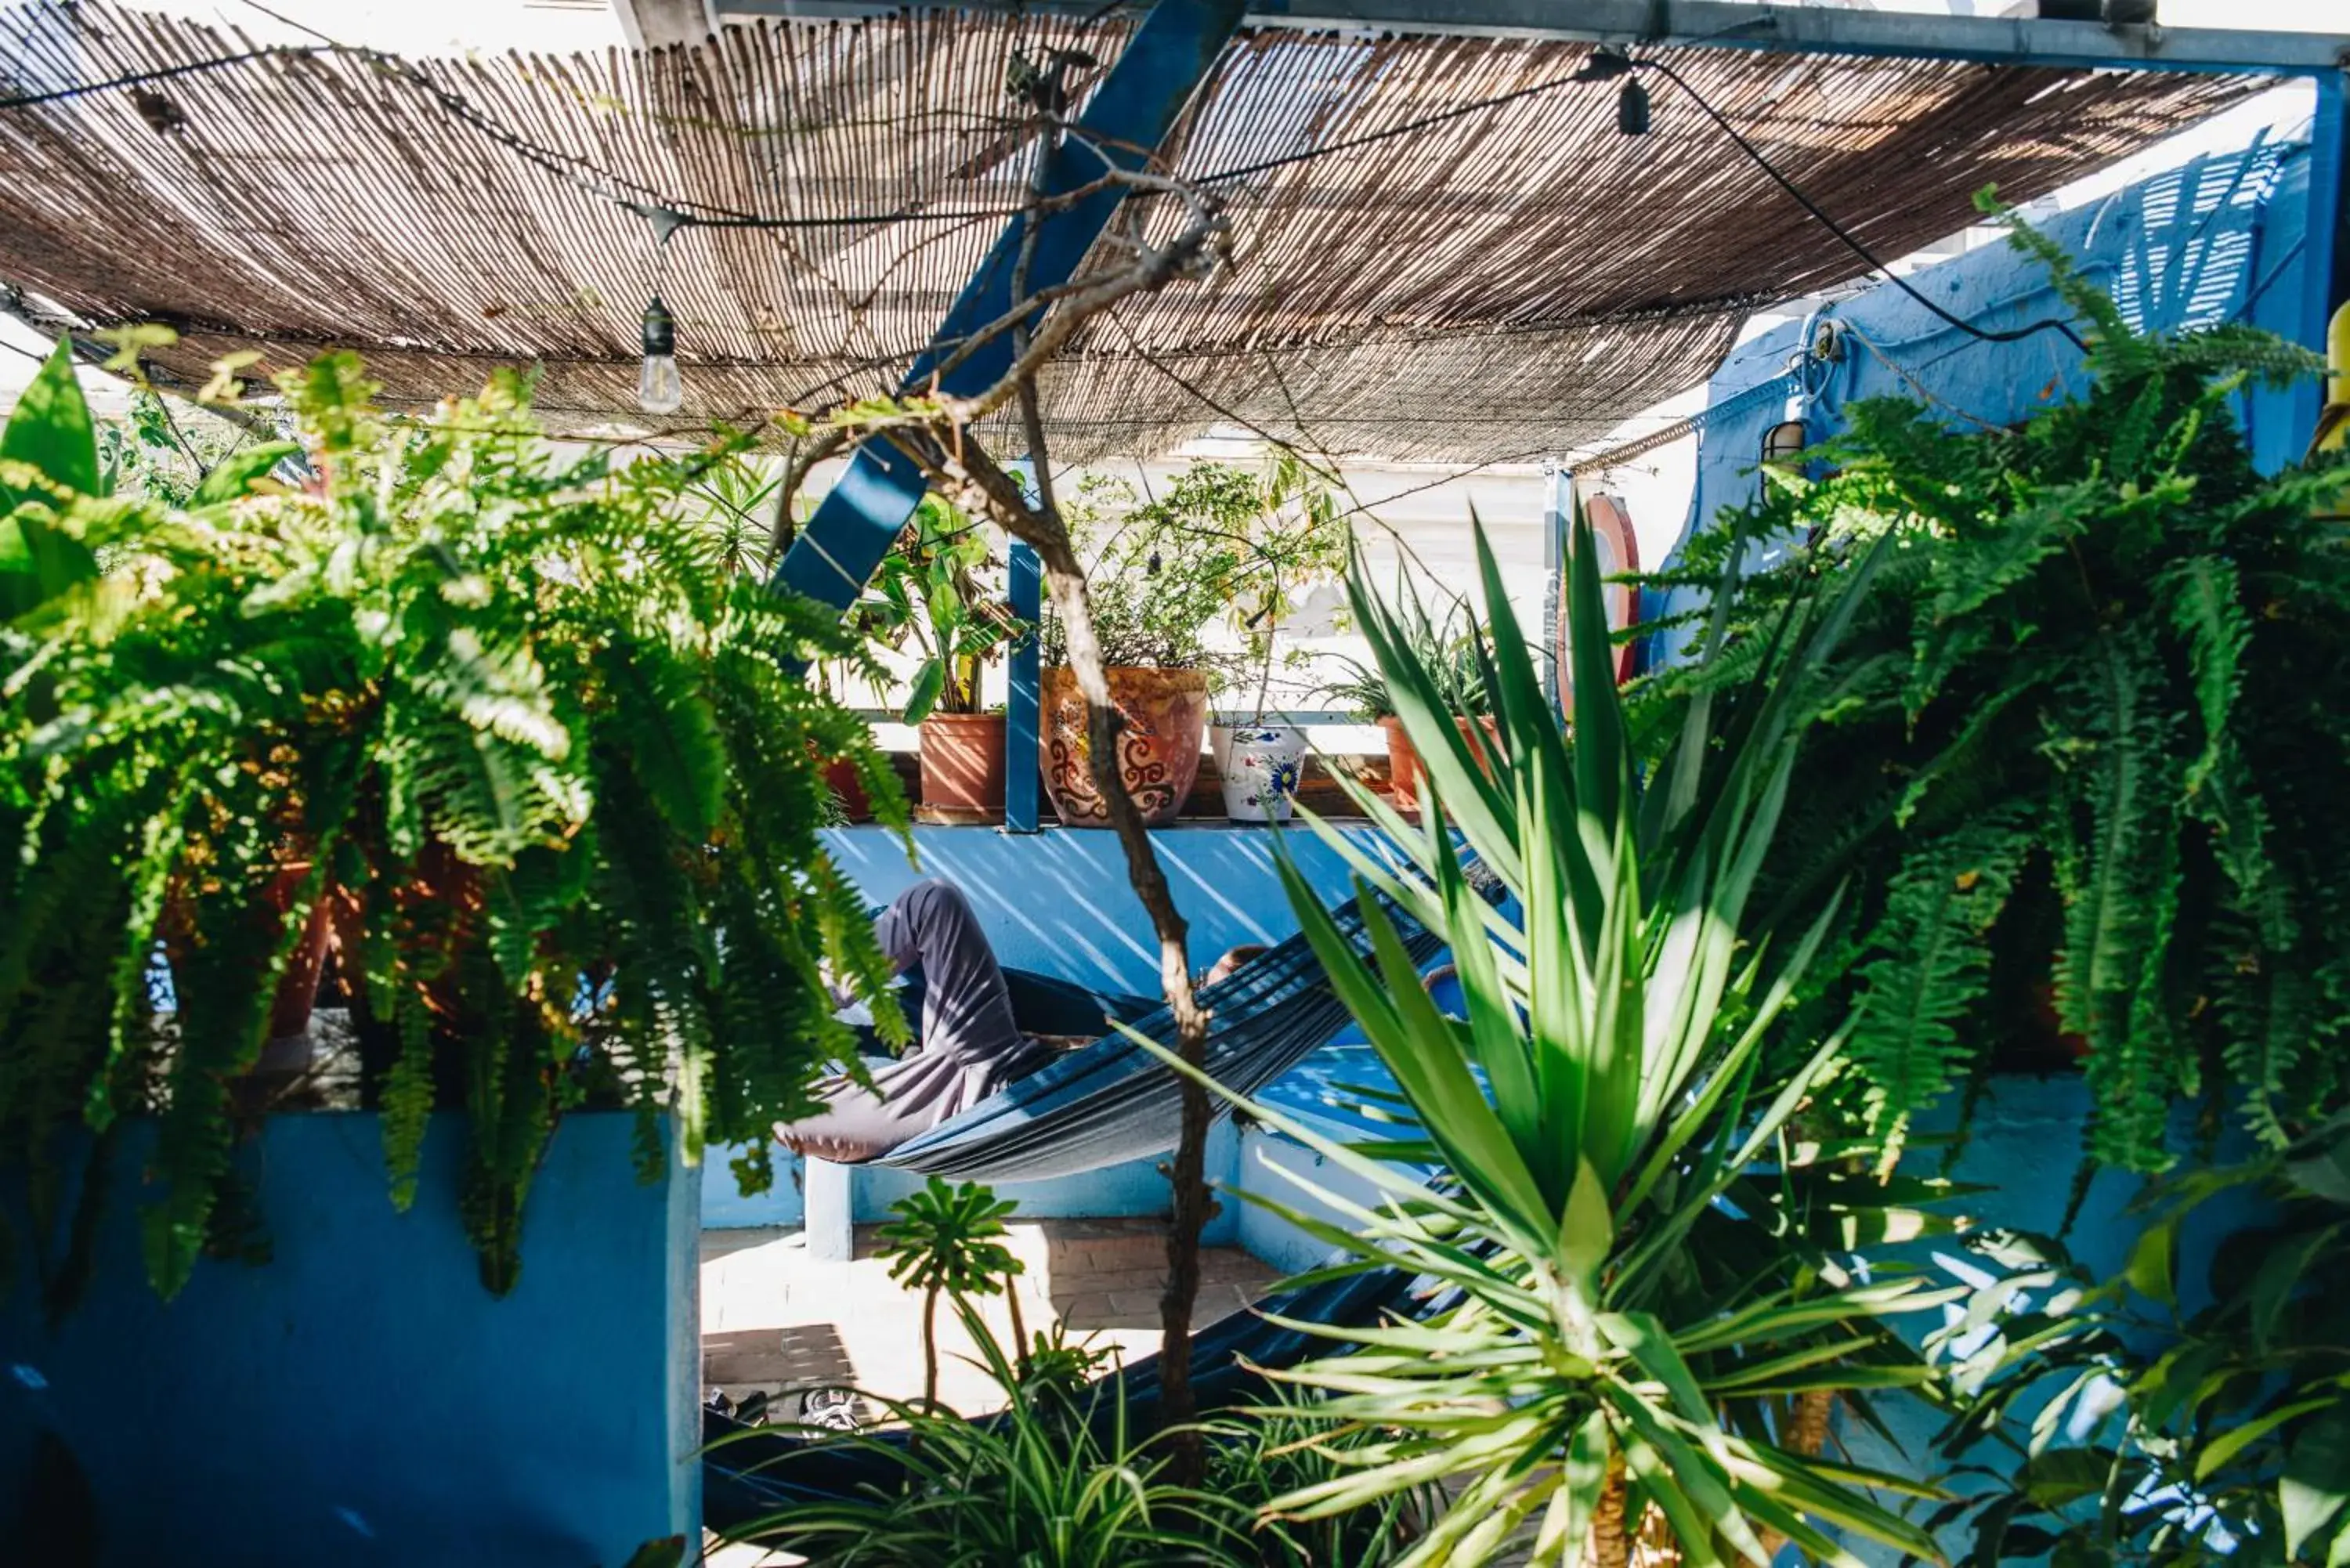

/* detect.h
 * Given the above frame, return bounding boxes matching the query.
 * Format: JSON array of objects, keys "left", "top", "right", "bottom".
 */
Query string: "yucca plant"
[
  {"left": 1153, "top": 514, "right": 1962, "bottom": 1564},
  {"left": 0, "top": 345, "right": 906, "bottom": 1300}
]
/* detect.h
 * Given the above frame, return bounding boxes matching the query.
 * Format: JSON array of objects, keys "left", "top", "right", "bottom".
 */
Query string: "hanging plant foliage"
[
  {"left": 0, "top": 346, "right": 906, "bottom": 1299},
  {"left": 1641, "top": 214, "right": 2350, "bottom": 1173}
]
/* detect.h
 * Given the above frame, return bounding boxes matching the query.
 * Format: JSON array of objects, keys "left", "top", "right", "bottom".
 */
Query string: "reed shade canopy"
[{"left": 0, "top": 2, "right": 2260, "bottom": 463}]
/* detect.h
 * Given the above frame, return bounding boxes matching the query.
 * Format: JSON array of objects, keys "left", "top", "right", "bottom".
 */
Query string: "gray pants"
[{"left": 778, "top": 879, "right": 1050, "bottom": 1164}]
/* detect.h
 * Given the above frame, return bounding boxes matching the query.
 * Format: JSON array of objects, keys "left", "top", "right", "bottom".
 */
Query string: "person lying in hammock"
[{"left": 779, "top": 877, "right": 1265, "bottom": 1164}]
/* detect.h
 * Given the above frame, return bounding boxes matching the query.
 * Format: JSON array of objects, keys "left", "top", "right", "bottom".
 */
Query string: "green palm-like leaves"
[{"left": 1151, "top": 511, "right": 1954, "bottom": 1563}]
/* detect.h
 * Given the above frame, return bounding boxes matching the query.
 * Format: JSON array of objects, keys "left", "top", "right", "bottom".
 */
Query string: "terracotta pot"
[
  {"left": 1381, "top": 714, "right": 1499, "bottom": 821},
  {"left": 917, "top": 713, "right": 1007, "bottom": 826},
  {"left": 259, "top": 854, "right": 336, "bottom": 1057},
  {"left": 820, "top": 755, "right": 873, "bottom": 823},
  {"left": 1041, "top": 667, "right": 1209, "bottom": 829},
  {"left": 1217, "top": 724, "right": 1309, "bottom": 824}
]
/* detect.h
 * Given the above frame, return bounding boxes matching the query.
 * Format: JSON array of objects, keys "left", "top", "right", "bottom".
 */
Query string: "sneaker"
[{"left": 800, "top": 1386, "right": 860, "bottom": 1433}]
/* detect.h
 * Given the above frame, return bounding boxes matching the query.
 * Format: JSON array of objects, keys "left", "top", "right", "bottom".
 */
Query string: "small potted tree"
[
  {"left": 1036, "top": 477, "right": 1226, "bottom": 829},
  {"left": 1204, "top": 456, "right": 1348, "bottom": 824},
  {"left": 875, "top": 496, "right": 1025, "bottom": 826}
]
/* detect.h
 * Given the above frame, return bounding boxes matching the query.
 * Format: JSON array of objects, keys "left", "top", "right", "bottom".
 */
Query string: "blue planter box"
[{"left": 0, "top": 1112, "right": 699, "bottom": 1567}]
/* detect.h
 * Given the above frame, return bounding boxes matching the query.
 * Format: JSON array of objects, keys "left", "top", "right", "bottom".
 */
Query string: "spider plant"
[
  {"left": 1318, "top": 575, "right": 1491, "bottom": 721},
  {"left": 1154, "top": 511, "right": 1962, "bottom": 1564},
  {"left": 726, "top": 1295, "right": 1256, "bottom": 1568}
]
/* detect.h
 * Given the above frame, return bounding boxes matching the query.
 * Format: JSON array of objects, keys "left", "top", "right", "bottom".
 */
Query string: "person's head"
[{"left": 1203, "top": 945, "right": 1268, "bottom": 988}]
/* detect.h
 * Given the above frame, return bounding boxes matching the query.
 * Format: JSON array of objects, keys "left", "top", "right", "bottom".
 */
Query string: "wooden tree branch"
[
  {"left": 796, "top": 123, "right": 1227, "bottom": 1483},
  {"left": 888, "top": 418, "right": 1216, "bottom": 1480}
]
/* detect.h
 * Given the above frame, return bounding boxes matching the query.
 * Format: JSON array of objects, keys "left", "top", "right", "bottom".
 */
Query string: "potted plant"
[
  {"left": 680, "top": 453, "right": 902, "bottom": 826},
  {"left": 1034, "top": 475, "right": 1227, "bottom": 829},
  {"left": 0, "top": 345, "right": 906, "bottom": 1301},
  {"left": 1640, "top": 215, "right": 2350, "bottom": 1176},
  {"left": 869, "top": 495, "right": 1025, "bottom": 826},
  {"left": 1200, "top": 456, "right": 1347, "bottom": 824},
  {"left": 1320, "top": 580, "right": 1495, "bottom": 820}
]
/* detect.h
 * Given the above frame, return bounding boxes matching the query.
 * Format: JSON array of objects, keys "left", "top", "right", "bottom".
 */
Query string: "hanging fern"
[
  {"left": 0, "top": 346, "right": 909, "bottom": 1299},
  {"left": 1849, "top": 812, "right": 2033, "bottom": 1166},
  {"left": 1636, "top": 204, "right": 2350, "bottom": 1173}
]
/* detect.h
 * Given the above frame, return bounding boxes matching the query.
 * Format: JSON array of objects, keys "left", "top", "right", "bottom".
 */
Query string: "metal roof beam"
[{"left": 715, "top": 1, "right": 2350, "bottom": 77}]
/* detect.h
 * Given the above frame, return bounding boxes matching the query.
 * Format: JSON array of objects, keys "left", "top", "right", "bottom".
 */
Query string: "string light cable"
[
  {"left": 1611, "top": 51, "right": 2092, "bottom": 356},
  {"left": 0, "top": 13, "right": 2123, "bottom": 365}
]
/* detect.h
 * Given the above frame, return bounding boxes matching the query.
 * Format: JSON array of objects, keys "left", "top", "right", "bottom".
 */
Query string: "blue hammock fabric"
[
  {"left": 872, "top": 887, "right": 1446, "bottom": 1183},
  {"left": 700, "top": 1263, "right": 1426, "bottom": 1525}
]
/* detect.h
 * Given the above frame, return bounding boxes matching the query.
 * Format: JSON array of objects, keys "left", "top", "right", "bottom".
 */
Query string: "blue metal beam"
[
  {"left": 2302, "top": 70, "right": 2347, "bottom": 445},
  {"left": 769, "top": 0, "right": 1247, "bottom": 613},
  {"left": 1006, "top": 540, "right": 1042, "bottom": 833},
  {"left": 726, "top": 1, "right": 2350, "bottom": 78}
]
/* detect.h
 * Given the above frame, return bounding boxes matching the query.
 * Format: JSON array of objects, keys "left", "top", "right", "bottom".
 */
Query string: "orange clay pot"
[{"left": 917, "top": 713, "right": 1007, "bottom": 826}]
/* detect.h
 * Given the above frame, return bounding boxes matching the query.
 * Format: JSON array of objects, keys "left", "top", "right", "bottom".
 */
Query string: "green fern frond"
[{"left": 1851, "top": 818, "right": 2031, "bottom": 1160}]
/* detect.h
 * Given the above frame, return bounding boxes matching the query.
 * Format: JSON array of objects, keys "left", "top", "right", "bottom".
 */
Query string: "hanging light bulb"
[
  {"left": 1617, "top": 77, "right": 1650, "bottom": 136},
  {"left": 638, "top": 295, "right": 683, "bottom": 416}
]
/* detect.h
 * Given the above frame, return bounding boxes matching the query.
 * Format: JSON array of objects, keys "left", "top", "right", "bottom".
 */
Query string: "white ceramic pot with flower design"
[{"left": 1218, "top": 724, "right": 1309, "bottom": 823}]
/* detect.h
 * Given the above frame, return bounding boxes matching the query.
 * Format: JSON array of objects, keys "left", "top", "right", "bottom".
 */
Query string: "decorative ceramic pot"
[
  {"left": 1217, "top": 724, "right": 1309, "bottom": 824},
  {"left": 917, "top": 713, "right": 1006, "bottom": 826},
  {"left": 1041, "top": 666, "right": 1209, "bottom": 829},
  {"left": 1380, "top": 714, "right": 1499, "bottom": 821}
]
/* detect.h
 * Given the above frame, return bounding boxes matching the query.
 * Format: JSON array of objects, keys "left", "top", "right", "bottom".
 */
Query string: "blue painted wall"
[
  {"left": 1653, "top": 133, "right": 2319, "bottom": 660},
  {"left": 703, "top": 822, "right": 1396, "bottom": 1237},
  {"left": 1840, "top": 1076, "right": 2266, "bottom": 1565},
  {"left": 0, "top": 1114, "right": 697, "bottom": 1568}
]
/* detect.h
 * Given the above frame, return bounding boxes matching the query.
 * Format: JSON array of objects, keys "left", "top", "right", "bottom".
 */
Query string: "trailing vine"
[
  {"left": 1640, "top": 212, "right": 2350, "bottom": 1173},
  {"left": 0, "top": 346, "right": 906, "bottom": 1298}
]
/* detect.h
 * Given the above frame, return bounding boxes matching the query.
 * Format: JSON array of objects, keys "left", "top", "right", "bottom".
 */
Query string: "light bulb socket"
[
  {"left": 1571, "top": 47, "right": 1633, "bottom": 83},
  {"left": 1618, "top": 78, "right": 1650, "bottom": 136},
  {"left": 642, "top": 295, "right": 676, "bottom": 357}
]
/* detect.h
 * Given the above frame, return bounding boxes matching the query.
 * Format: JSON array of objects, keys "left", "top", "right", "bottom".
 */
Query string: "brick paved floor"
[{"left": 700, "top": 1217, "right": 1282, "bottom": 1425}]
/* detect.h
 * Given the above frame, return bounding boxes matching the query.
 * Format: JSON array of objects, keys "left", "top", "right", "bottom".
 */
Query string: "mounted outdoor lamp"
[
  {"left": 1764, "top": 315, "right": 1846, "bottom": 464},
  {"left": 638, "top": 296, "right": 684, "bottom": 415},
  {"left": 1762, "top": 396, "right": 1810, "bottom": 464}
]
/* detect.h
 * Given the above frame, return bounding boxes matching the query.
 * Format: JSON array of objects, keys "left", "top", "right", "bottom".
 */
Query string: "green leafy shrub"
[
  {"left": 735, "top": 1183, "right": 1430, "bottom": 1567},
  {"left": 1039, "top": 464, "right": 1259, "bottom": 672},
  {"left": 0, "top": 346, "right": 906, "bottom": 1299},
  {"left": 1924, "top": 1112, "right": 2350, "bottom": 1566},
  {"left": 861, "top": 495, "right": 1025, "bottom": 721},
  {"left": 1642, "top": 218, "right": 2350, "bottom": 1173},
  {"left": 1158, "top": 516, "right": 1960, "bottom": 1564},
  {"left": 732, "top": 1305, "right": 1260, "bottom": 1567}
]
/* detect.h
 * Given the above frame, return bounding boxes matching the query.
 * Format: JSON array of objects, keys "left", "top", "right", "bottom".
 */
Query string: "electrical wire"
[
  {"left": 0, "top": 14, "right": 2102, "bottom": 364},
  {"left": 1634, "top": 56, "right": 2092, "bottom": 356},
  {"left": 0, "top": 13, "right": 2148, "bottom": 366},
  {"left": 0, "top": 46, "right": 309, "bottom": 109}
]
